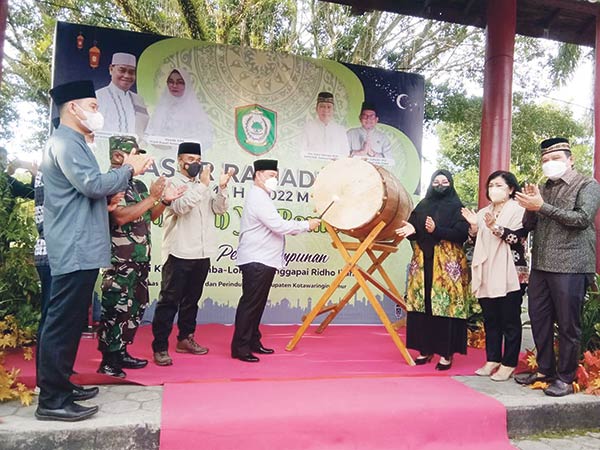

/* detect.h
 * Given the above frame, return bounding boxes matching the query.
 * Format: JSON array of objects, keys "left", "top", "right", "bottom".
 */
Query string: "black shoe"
[
  {"left": 35, "top": 402, "right": 99, "bottom": 422},
  {"left": 544, "top": 379, "right": 574, "bottom": 397},
  {"left": 514, "top": 372, "right": 555, "bottom": 386},
  {"left": 98, "top": 351, "right": 126, "bottom": 378},
  {"left": 120, "top": 350, "right": 148, "bottom": 369},
  {"left": 72, "top": 386, "right": 99, "bottom": 402},
  {"left": 414, "top": 354, "right": 433, "bottom": 365},
  {"left": 435, "top": 358, "right": 452, "bottom": 371},
  {"left": 97, "top": 362, "right": 126, "bottom": 378},
  {"left": 252, "top": 345, "right": 275, "bottom": 355},
  {"left": 232, "top": 352, "right": 260, "bottom": 363}
]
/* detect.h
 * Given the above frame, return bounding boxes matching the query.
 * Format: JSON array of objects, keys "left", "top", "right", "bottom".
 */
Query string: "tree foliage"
[
  {"left": 2, "top": 0, "right": 587, "bottom": 149},
  {"left": 0, "top": 171, "right": 40, "bottom": 330},
  {"left": 436, "top": 89, "right": 591, "bottom": 206}
]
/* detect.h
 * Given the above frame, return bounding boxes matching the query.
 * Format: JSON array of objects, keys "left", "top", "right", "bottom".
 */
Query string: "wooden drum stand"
[{"left": 285, "top": 221, "right": 415, "bottom": 366}]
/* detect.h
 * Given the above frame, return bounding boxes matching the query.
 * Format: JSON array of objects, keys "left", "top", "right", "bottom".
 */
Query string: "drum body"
[{"left": 313, "top": 158, "right": 414, "bottom": 241}]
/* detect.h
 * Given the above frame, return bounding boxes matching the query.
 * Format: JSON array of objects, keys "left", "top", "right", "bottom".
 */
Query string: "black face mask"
[
  {"left": 185, "top": 162, "right": 201, "bottom": 178},
  {"left": 432, "top": 185, "right": 449, "bottom": 196}
]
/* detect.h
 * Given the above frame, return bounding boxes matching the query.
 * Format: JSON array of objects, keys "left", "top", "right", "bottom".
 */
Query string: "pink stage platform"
[{"left": 7, "top": 324, "right": 514, "bottom": 449}]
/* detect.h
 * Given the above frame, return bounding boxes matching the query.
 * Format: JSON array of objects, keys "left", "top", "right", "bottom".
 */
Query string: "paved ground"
[
  {"left": 0, "top": 385, "right": 161, "bottom": 450},
  {"left": 513, "top": 431, "right": 600, "bottom": 450}
]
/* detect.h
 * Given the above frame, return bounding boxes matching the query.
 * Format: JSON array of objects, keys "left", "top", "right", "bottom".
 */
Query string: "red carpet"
[
  {"left": 7, "top": 324, "right": 488, "bottom": 387},
  {"left": 160, "top": 377, "right": 515, "bottom": 450},
  {"left": 7, "top": 325, "right": 514, "bottom": 449}
]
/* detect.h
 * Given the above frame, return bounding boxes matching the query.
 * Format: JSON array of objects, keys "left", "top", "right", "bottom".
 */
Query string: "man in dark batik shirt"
[{"left": 515, "top": 137, "right": 600, "bottom": 397}]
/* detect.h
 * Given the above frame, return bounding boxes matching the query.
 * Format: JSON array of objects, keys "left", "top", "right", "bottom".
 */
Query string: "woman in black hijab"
[{"left": 396, "top": 169, "right": 471, "bottom": 369}]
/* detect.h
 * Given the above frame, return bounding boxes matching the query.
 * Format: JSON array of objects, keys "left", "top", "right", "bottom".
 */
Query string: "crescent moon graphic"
[{"left": 396, "top": 94, "right": 409, "bottom": 110}]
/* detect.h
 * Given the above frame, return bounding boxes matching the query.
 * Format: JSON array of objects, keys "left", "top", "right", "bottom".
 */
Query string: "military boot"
[
  {"left": 97, "top": 351, "right": 126, "bottom": 378},
  {"left": 120, "top": 347, "right": 148, "bottom": 369}
]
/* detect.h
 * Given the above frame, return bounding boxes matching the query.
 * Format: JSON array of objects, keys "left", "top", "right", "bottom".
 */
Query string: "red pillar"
[
  {"left": 478, "top": 0, "right": 516, "bottom": 208},
  {"left": 594, "top": 15, "right": 600, "bottom": 273}
]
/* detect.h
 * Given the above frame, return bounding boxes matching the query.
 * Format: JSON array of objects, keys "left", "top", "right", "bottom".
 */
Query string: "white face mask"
[
  {"left": 264, "top": 177, "right": 278, "bottom": 192},
  {"left": 488, "top": 187, "right": 509, "bottom": 204},
  {"left": 542, "top": 160, "right": 568, "bottom": 180},
  {"left": 75, "top": 103, "right": 105, "bottom": 132}
]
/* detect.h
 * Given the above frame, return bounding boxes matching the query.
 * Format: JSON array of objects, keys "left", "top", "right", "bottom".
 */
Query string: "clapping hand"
[
  {"left": 149, "top": 176, "right": 167, "bottom": 201},
  {"left": 425, "top": 216, "right": 436, "bottom": 233},
  {"left": 515, "top": 183, "right": 543, "bottom": 211},
  {"left": 219, "top": 168, "right": 235, "bottom": 189},
  {"left": 108, "top": 192, "right": 125, "bottom": 212},
  {"left": 461, "top": 208, "right": 477, "bottom": 226},
  {"left": 122, "top": 149, "right": 154, "bottom": 176},
  {"left": 395, "top": 220, "right": 416, "bottom": 238},
  {"left": 483, "top": 212, "right": 496, "bottom": 230},
  {"left": 200, "top": 164, "right": 211, "bottom": 186},
  {"left": 163, "top": 182, "right": 187, "bottom": 203}
]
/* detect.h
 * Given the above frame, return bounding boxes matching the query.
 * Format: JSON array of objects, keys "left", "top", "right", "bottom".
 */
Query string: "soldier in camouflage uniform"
[{"left": 98, "top": 136, "right": 185, "bottom": 378}]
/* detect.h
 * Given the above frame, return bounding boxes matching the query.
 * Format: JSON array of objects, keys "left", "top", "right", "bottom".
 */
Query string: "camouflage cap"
[{"left": 109, "top": 135, "right": 146, "bottom": 154}]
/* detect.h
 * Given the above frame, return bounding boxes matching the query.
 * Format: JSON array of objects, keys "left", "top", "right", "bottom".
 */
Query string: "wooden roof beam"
[
  {"left": 577, "top": 16, "right": 596, "bottom": 38},
  {"left": 541, "top": 9, "right": 562, "bottom": 39},
  {"left": 464, "top": 0, "right": 476, "bottom": 16}
]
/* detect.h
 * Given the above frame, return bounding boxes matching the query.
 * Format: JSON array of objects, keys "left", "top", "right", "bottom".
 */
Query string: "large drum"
[{"left": 313, "top": 158, "right": 413, "bottom": 241}]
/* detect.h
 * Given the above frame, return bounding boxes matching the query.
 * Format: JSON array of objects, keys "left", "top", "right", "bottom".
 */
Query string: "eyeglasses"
[{"left": 167, "top": 79, "right": 185, "bottom": 86}]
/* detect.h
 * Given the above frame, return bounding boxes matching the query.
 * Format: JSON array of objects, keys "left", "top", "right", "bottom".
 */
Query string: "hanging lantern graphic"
[
  {"left": 76, "top": 32, "right": 84, "bottom": 50},
  {"left": 89, "top": 41, "right": 101, "bottom": 69}
]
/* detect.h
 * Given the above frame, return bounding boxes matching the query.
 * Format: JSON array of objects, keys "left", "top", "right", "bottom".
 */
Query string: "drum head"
[{"left": 313, "top": 158, "right": 383, "bottom": 231}]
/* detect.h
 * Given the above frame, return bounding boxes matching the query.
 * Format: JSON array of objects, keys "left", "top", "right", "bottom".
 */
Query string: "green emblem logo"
[{"left": 235, "top": 104, "right": 277, "bottom": 155}]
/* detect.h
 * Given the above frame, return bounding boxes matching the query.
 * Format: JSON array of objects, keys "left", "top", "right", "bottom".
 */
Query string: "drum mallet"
[{"left": 318, "top": 195, "right": 340, "bottom": 219}]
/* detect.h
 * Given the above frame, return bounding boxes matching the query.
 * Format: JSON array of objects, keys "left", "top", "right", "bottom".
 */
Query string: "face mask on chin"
[
  {"left": 542, "top": 160, "right": 568, "bottom": 180},
  {"left": 74, "top": 103, "right": 104, "bottom": 132},
  {"left": 184, "top": 162, "right": 201, "bottom": 178}
]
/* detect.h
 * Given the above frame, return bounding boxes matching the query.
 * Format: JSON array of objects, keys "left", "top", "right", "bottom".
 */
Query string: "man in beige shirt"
[{"left": 151, "top": 142, "right": 234, "bottom": 366}]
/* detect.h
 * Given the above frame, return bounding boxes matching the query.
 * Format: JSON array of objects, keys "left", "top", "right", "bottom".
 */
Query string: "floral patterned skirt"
[{"left": 406, "top": 240, "right": 472, "bottom": 319}]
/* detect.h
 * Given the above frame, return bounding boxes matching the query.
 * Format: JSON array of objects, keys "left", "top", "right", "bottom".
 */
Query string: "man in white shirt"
[
  {"left": 95, "top": 52, "right": 149, "bottom": 139},
  {"left": 151, "top": 142, "right": 234, "bottom": 366},
  {"left": 231, "top": 159, "right": 320, "bottom": 362},
  {"left": 347, "top": 102, "right": 392, "bottom": 161},
  {"left": 301, "top": 92, "right": 350, "bottom": 160}
]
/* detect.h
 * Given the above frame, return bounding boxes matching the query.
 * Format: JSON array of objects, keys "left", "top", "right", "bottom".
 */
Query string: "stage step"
[
  {"left": 456, "top": 376, "right": 600, "bottom": 438},
  {"left": 1, "top": 379, "right": 599, "bottom": 449}
]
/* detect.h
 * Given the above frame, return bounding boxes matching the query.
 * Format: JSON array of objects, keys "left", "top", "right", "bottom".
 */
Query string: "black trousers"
[
  {"left": 35, "top": 264, "right": 52, "bottom": 382},
  {"left": 528, "top": 270, "right": 589, "bottom": 383},
  {"left": 37, "top": 269, "right": 98, "bottom": 409},
  {"left": 151, "top": 255, "right": 210, "bottom": 353},
  {"left": 479, "top": 289, "right": 523, "bottom": 367},
  {"left": 231, "top": 262, "right": 277, "bottom": 355}
]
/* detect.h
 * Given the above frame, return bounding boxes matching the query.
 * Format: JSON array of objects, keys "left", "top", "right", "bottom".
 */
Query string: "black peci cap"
[
  {"left": 253, "top": 159, "right": 278, "bottom": 171},
  {"left": 178, "top": 142, "right": 201, "bottom": 155},
  {"left": 540, "top": 137, "right": 570, "bottom": 155},
  {"left": 49, "top": 80, "right": 96, "bottom": 106}
]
